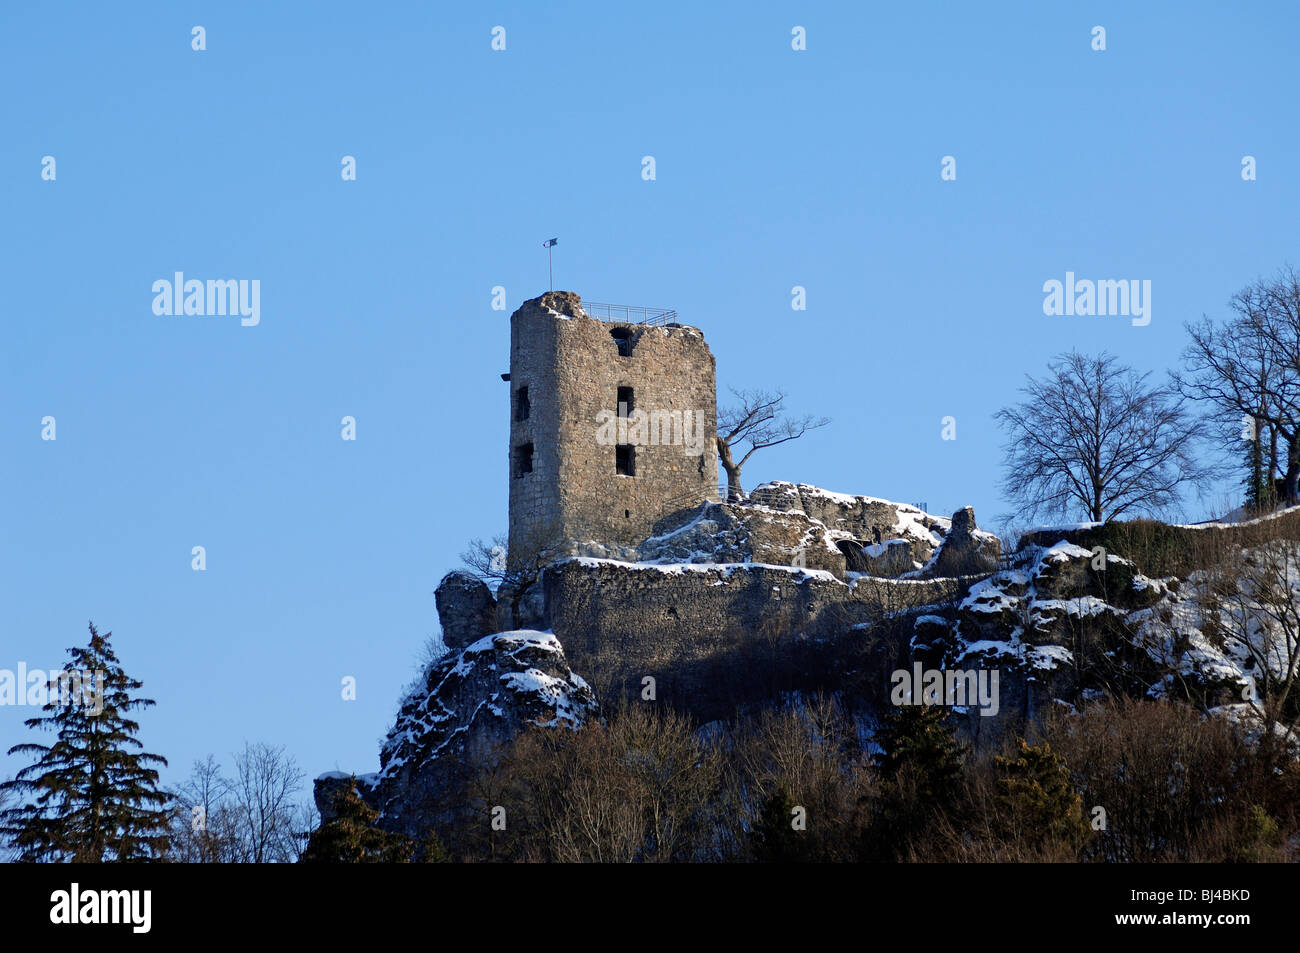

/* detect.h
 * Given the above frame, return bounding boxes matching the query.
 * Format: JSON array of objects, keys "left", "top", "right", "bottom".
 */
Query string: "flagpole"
[{"left": 542, "top": 238, "right": 558, "bottom": 291}]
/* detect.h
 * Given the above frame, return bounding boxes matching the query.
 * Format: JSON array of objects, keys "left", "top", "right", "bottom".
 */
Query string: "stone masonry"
[{"left": 507, "top": 291, "right": 719, "bottom": 569}]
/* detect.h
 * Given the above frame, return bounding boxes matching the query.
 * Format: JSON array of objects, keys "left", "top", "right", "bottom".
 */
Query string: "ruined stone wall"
[
  {"left": 540, "top": 559, "right": 976, "bottom": 720},
  {"left": 508, "top": 291, "right": 719, "bottom": 568},
  {"left": 507, "top": 298, "right": 563, "bottom": 569}
]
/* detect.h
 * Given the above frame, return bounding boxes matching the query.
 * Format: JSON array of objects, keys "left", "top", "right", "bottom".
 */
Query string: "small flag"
[{"left": 543, "top": 238, "right": 558, "bottom": 247}]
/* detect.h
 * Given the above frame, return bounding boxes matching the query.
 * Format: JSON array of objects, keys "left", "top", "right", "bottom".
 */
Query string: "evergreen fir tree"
[
  {"left": 750, "top": 785, "right": 809, "bottom": 862},
  {"left": 0, "top": 622, "right": 172, "bottom": 862},
  {"left": 872, "top": 704, "right": 963, "bottom": 804},
  {"left": 992, "top": 740, "right": 1088, "bottom": 849},
  {"left": 301, "top": 782, "right": 414, "bottom": 863},
  {"left": 860, "top": 705, "right": 965, "bottom": 860},
  {"left": 420, "top": 828, "right": 452, "bottom": 863},
  {"left": 1231, "top": 805, "right": 1281, "bottom": 863}
]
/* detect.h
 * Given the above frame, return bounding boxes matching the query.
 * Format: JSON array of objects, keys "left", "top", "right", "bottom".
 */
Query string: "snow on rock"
[
  {"left": 315, "top": 630, "right": 598, "bottom": 840},
  {"left": 1128, "top": 542, "right": 1300, "bottom": 707},
  {"left": 379, "top": 630, "right": 596, "bottom": 778},
  {"left": 742, "top": 481, "right": 1000, "bottom": 577},
  {"left": 530, "top": 481, "right": 1002, "bottom": 582},
  {"left": 1026, "top": 644, "right": 1074, "bottom": 670},
  {"left": 635, "top": 499, "right": 847, "bottom": 576},
  {"left": 936, "top": 537, "right": 1300, "bottom": 733},
  {"left": 1209, "top": 703, "right": 1300, "bottom": 755}
]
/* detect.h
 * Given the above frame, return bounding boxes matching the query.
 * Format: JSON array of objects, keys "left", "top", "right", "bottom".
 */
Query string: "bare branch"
[
  {"left": 716, "top": 388, "right": 830, "bottom": 501},
  {"left": 997, "top": 350, "right": 1215, "bottom": 524}
]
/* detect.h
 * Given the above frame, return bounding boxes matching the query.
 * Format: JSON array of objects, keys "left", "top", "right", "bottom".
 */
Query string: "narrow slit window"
[
  {"left": 617, "top": 386, "right": 634, "bottom": 417},
  {"left": 616, "top": 444, "right": 636, "bottom": 476},
  {"left": 514, "top": 386, "right": 530, "bottom": 421}
]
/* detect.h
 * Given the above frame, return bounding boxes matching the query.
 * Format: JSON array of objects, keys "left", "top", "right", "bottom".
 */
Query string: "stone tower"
[{"left": 507, "top": 291, "right": 718, "bottom": 569}]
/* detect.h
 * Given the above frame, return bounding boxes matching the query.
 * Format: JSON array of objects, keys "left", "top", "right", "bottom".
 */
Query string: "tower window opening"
[
  {"left": 617, "top": 386, "right": 634, "bottom": 417},
  {"left": 616, "top": 444, "right": 636, "bottom": 476},
  {"left": 514, "top": 386, "right": 530, "bottom": 421},
  {"left": 514, "top": 442, "right": 534, "bottom": 477},
  {"left": 610, "top": 327, "right": 634, "bottom": 357}
]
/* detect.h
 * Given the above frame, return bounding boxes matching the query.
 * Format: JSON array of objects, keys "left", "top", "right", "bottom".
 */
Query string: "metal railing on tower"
[{"left": 582, "top": 301, "right": 678, "bottom": 326}]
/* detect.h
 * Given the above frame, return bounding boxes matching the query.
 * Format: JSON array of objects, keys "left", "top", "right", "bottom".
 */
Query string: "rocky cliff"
[
  {"left": 320, "top": 629, "right": 597, "bottom": 841},
  {"left": 316, "top": 490, "right": 1300, "bottom": 840}
]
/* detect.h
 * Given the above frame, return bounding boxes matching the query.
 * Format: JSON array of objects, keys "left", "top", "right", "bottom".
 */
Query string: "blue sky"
[{"left": 2, "top": 1, "right": 1297, "bottom": 803}]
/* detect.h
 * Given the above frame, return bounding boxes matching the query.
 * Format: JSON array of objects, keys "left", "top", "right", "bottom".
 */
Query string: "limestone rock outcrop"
[
  {"left": 918, "top": 538, "right": 1271, "bottom": 742},
  {"left": 317, "top": 630, "right": 597, "bottom": 841},
  {"left": 929, "top": 506, "right": 1002, "bottom": 577},
  {"left": 744, "top": 481, "right": 1001, "bottom": 578},
  {"left": 434, "top": 571, "right": 498, "bottom": 650},
  {"left": 521, "top": 481, "right": 1000, "bottom": 582},
  {"left": 636, "top": 499, "right": 846, "bottom": 574}
]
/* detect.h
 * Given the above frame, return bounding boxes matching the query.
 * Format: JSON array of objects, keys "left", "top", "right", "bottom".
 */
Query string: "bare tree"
[
  {"left": 229, "top": 742, "right": 308, "bottom": 863},
  {"left": 169, "top": 755, "right": 241, "bottom": 862},
  {"left": 459, "top": 533, "right": 511, "bottom": 591},
  {"left": 1041, "top": 699, "right": 1253, "bottom": 862},
  {"left": 715, "top": 388, "right": 829, "bottom": 501},
  {"left": 459, "top": 533, "right": 565, "bottom": 630},
  {"left": 996, "top": 351, "right": 1213, "bottom": 524},
  {"left": 1213, "top": 541, "right": 1300, "bottom": 763},
  {"left": 725, "top": 694, "right": 873, "bottom": 862},
  {"left": 1177, "top": 266, "right": 1300, "bottom": 505},
  {"left": 492, "top": 704, "right": 725, "bottom": 863}
]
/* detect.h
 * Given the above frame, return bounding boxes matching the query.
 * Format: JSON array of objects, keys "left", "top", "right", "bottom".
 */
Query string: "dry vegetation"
[{"left": 395, "top": 695, "right": 1299, "bottom": 864}]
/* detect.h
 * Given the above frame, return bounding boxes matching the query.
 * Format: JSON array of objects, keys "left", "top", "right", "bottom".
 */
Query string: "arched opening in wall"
[
  {"left": 835, "top": 539, "right": 871, "bottom": 573},
  {"left": 610, "top": 327, "right": 634, "bottom": 357}
]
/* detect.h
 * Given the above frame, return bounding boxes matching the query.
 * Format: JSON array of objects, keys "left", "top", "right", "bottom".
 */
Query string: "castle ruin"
[{"left": 506, "top": 291, "right": 719, "bottom": 569}]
